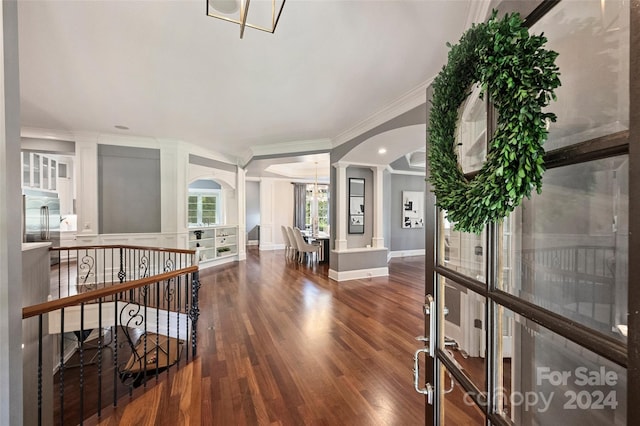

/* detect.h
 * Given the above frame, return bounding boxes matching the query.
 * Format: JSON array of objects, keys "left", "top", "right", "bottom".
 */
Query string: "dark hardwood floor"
[{"left": 82, "top": 247, "right": 484, "bottom": 425}]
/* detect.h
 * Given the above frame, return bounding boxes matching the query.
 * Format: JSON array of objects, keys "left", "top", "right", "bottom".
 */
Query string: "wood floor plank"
[{"left": 86, "top": 248, "right": 488, "bottom": 425}]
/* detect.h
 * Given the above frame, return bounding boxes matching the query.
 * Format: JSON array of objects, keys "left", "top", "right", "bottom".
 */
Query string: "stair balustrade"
[{"left": 22, "top": 245, "right": 200, "bottom": 426}]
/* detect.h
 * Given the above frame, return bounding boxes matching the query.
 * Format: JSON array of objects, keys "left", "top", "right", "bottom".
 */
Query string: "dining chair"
[
  {"left": 292, "top": 227, "right": 321, "bottom": 263},
  {"left": 281, "top": 225, "right": 292, "bottom": 258},
  {"left": 286, "top": 226, "right": 299, "bottom": 260}
]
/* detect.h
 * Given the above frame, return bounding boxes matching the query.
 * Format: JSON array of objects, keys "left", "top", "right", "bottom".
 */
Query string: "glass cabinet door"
[
  {"left": 50, "top": 159, "right": 57, "bottom": 190},
  {"left": 42, "top": 157, "right": 49, "bottom": 190},
  {"left": 32, "top": 153, "right": 40, "bottom": 188},
  {"left": 22, "top": 152, "right": 30, "bottom": 187}
]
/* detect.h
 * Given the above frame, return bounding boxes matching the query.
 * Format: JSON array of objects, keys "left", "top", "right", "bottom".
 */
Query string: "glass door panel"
[
  {"left": 440, "top": 211, "right": 486, "bottom": 283},
  {"left": 50, "top": 159, "right": 57, "bottom": 190},
  {"left": 22, "top": 152, "right": 30, "bottom": 186},
  {"left": 443, "top": 278, "right": 486, "bottom": 391},
  {"left": 455, "top": 83, "right": 487, "bottom": 174},
  {"left": 501, "top": 156, "right": 629, "bottom": 341},
  {"left": 42, "top": 157, "right": 49, "bottom": 190},
  {"left": 32, "top": 153, "right": 40, "bottom": 188},
  {"left": 499, "top": 306, "right": 627, "bottom": 425},
  {"left": 441, "top": 363, "right": 486, "bottom": 425},
  {"left": 538, "top": 0, "right": 629, "bottom": 151}
]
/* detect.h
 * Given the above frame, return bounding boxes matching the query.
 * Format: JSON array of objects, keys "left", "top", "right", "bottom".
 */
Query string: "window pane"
[
  {"left": 441, "top": 211, "right": 486, "bottom": 283},
  {"left": 499, "top": 306, "right": 626, "bottom": 425},
  {"left": 188, "top": 195, "right": 198, "bottom": 225},
  {"left": 456, "top": 83, "right": 487, "bottom": 174},
  {"left": 201, "top": 196, "right": 217, "bottom": 225},
  {"left": 306, "top": 184, "right": 330, "bottom": 233},
  {"left": 502, "top": 156, "right": 628, "bottom": 341},
  {"left": 535, "top": 0, "right": 629, "bottom": 150}
]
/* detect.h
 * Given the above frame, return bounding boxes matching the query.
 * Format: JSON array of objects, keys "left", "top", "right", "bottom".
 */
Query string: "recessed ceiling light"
[
  {"left": 114, "top": 125, "right": 129, "bottom": 130},
  {"left": 378, "top": 148, "right": 387, "bottom": 154}
]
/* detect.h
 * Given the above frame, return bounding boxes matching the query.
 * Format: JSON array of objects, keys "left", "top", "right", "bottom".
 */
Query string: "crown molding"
[
  {"left": 185, "top": 142, "right": 240, "bottom": 166},
  {"left": 332, "top": 160, "right": 383, "bottom": 169},
  {"left": 331, "top": 79, "right": 432, "bottom": 149},
  {"left": 249, "top": 138, "right": 332, "bottom": 158},
  {"left": 21, "top": 126, "right": 75, "bottom": 141},
  {"left": 386, "top": 164, "right": 426, "bottom": 177},
  {"left": 329, "top": 1, "right": 490, "bottom": 153}
]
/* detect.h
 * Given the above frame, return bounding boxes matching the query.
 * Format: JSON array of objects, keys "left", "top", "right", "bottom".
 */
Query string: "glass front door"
[{"left": 419, "top": 1, "right": 635, "bottom": 424}]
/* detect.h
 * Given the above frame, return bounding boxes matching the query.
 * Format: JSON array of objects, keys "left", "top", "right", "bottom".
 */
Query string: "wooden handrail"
[
  {"left": 22, "top": 265, "right": 199, "bottom": 319},
  {"left": 51, "top": 245, "right": 197, "bottom": 255}
]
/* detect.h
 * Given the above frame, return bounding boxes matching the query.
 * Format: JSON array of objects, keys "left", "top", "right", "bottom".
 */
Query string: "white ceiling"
[{"left": 17, "top": 0, "right": 487, "bottom": 177}]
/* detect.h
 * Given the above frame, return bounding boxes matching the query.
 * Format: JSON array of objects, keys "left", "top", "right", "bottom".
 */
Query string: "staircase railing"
[{"left": 22, "top": 245, "right": 200, "bottom": 426}]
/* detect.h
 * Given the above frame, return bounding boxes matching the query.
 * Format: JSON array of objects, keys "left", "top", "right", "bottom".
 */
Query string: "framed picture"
[
  {"left": 402, "top": 190, "right": 424, "bottom": 228},
  {"left": 348, "top": 178, "right": 365, "bottom": 234}
]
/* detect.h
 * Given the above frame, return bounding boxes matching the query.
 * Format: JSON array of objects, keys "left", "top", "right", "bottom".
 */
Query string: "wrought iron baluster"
[
  {"left": 97, "top": 298, "right": 103, "bottom": 418},
  {"left": 38, "top": 315, "right": 43, "bottom": 426},
  {"left": 59, "top": 308, "right": 65, "bottom": 426},
  {"left": 79, "top": 303, "right": 85, "bottom": 424},
  {"left": 189, "top": 271, "right": 201, "bottom": 358},
  {"left": 118, "top": 248, "right": 126, "bottom": 284}
]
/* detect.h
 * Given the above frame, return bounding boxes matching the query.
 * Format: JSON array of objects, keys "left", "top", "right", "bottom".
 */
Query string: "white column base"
[{"left": 372, "top": 237, "right": 384, "bottom": 248}]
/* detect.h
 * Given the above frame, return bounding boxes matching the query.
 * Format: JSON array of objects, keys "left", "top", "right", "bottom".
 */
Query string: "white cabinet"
[
  {"left": 188, "top": 225, "right": 238, "bottom": 263},
  {"left": 214, "top": 226, "right": 237, "bottom": 258},
  {"left": 22, "top": 152, "right": 61, "bottom": 191},
  {"left": 189, "top": 228, "right": 215, "bottom": 262}
]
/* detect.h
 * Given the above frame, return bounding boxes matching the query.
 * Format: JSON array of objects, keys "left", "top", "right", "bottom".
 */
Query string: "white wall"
[
  {"left": 63, "top": 134, "right": 243, "bottom": 256},
  {"left": 259, "top": 178, "right": 293, "bottom": 251}
]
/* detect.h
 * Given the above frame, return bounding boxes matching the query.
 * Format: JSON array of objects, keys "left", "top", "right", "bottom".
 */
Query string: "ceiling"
[{"left": 17, "top": 0, "right": 488, "bottom": 179}]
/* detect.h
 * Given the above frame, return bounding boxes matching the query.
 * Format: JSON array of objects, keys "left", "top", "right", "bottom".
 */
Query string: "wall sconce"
[{"left": 206, "top": 0, "right": 286, "bottom": 39}]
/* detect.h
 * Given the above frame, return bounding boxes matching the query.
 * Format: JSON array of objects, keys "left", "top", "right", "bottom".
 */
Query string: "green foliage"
[{"left": 428, "top": 11, "right": 561, "bottom": 233}]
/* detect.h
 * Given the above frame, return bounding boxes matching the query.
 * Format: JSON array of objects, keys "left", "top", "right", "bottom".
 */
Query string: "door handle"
[
  {"left": 45, "top": 206, "right": 50, "bottom": 240},
  {"left": 413, "top": 348, "right": 434, "bottom": 404},
  {"left": 424, "top": 294, "right": 436, "bottom": 357},
  {"left": 40, "top": 206, "right": 47, "bottom": 239}
]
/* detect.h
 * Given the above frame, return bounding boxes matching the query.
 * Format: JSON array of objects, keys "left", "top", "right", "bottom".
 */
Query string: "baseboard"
[
  {"left": 259, "top": 243, "right": 285, "bottom": 251},
  {"left": 247, "top": 240, "right": 259, "bottom": 246},
  {"left": 328, "top": 267, "right": 389, "bottom": 282},
  {"left": 388, "top": 249, "right": 425, "bottom": 261},
  {"left": 197, "top": 255, "right": 238, "bottom": 269}
]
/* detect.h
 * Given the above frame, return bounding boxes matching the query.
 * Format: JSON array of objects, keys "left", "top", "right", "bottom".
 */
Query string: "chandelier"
[{"left": 206, "top": 0, "right": 286, "bottom": 39}]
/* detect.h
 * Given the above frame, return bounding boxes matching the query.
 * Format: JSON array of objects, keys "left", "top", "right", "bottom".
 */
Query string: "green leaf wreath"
[{"left": 428, "top": 11, "right": 561, "bottom": 233}]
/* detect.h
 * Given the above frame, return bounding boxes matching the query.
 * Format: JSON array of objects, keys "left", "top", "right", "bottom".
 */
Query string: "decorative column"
[
  {"left": 333, "top": 162, "right": 348, "bottom": 251},
  {"left": 236, "top": 166, "right": 247, "bottom": 260},
  {"left": 74, "top": 132, "right": 99, "bottom": 237},
  {"left": 371, "top": 165, "right": 385, "bottom": 248}
]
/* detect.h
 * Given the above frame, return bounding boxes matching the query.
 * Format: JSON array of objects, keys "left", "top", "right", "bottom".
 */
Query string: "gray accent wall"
[
  {"left": 389, "top": 173, "right": 426, "bottom": 251},
  {"left": 246, "top": 181, "right": 260, "bottom": 241},
  {"left": 330, "top": 249, "right": 388, "bottom": 272},
  {"left": 98, "top": 145, "right": 161, "bottom": 234}
]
